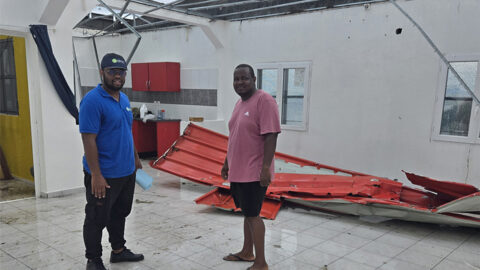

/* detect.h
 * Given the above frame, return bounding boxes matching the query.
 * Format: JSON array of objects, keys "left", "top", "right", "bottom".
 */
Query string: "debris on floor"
[
  {"left": 0, "top": 216, "right": 19, "bottom": 224},
  {"left": 152, "top": 123, "right": 480, "bottom": 227},
  {"left": 135, "top": 199, "right": 154, "bottom": 204},
  {"left": 0, "top": 179, "right": 35, "bottom": 202}
]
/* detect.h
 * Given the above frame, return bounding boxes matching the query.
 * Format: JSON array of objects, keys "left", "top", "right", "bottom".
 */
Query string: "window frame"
[
  {"left": 0, "top": 37, "right": 19, "bottom": 115},
  {"left": 432, "top": 54, "right": 480, "bottom": 144},
  {"left": 255, "top": 61, "right": 311, "bottom": 131}
]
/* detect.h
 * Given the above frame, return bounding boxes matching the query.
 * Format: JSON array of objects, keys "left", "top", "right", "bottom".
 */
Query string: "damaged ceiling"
[{"left": 75, "top": 0, "right": 387, "bottom": 34}]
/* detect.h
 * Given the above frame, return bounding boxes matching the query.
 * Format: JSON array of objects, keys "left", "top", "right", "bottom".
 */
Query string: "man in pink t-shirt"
[{"left": 221, "top": 64, "right": 280, "bottom": 270}]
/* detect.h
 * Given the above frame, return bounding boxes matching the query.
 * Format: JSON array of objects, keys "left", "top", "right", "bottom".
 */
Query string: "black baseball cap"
[{"left": 101, "top": 53, "right": 127, "bottom": 70}]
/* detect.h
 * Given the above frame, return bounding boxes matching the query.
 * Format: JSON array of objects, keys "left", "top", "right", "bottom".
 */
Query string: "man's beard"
[{"left": 102, "top": 75, "right": 123, "bottom": 91}]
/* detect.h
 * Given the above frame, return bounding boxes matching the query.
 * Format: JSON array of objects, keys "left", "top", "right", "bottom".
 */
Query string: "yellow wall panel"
[{"left": 0, "top": 35, "right": 34, "bottom": 181}]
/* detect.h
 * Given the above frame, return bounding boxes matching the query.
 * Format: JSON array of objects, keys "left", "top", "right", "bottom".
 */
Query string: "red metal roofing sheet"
[{"left": 151, "top": 123, "right": 480, "bottom": 227}]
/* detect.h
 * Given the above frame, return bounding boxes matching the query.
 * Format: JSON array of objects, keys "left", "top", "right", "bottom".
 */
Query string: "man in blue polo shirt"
[{"left": 79, "top": 53, "right": 143, "bottom": 270}]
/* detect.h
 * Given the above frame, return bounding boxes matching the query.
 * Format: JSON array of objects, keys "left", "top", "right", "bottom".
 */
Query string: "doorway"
[{"left": 0, "top": 35, "right": 35, "bottom": 202}]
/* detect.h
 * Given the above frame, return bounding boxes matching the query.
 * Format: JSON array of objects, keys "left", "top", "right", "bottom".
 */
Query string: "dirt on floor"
[{"left": 0, "top": 179, "right": 35, "bottom": 202}]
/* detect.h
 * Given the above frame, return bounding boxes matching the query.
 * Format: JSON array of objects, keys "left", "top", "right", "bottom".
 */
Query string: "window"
[
  {"left": 256, "top": 62, "right": 310, "bottom": 130},
  {"left": 0, "top": 38, "right": 18, "bottom": 115},
  {"left": 433, "top": 55, "right": 480, "bottom": 143}
]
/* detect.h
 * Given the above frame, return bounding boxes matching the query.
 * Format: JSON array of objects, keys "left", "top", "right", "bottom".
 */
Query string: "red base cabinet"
[
  {"left": 132, "top": 121, "right": 156, "bottom": 152},
  {"left": 131, "top": 62, "right": 180, "bottom": 92},
  {"left": 132, "top": 120, "right": 180, "bottom": 157}
]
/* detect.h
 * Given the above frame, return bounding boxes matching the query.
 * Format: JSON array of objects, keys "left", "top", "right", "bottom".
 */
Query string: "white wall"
[
  {"left": 131, "top": 102, "right": 218, "bottom": 121},
  {"left": 68, "top": 0, "right": 480, "bottom": 189},
  {"left": 1, "top": 0, "right": 98, "bottom": 197},
  {"left": 216, "top": 0, "right": 474, "bottom": 186},
  {"left": 219, "top": 0, "right": 480, "bottom": 186}
]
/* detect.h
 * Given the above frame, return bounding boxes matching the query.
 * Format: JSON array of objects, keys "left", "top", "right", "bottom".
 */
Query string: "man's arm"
[
  {"left": 260, "top": 132, "right": 278, "bottom": 187},
  {"left": 81, "top": 133, "right": 110, "bottom": 198}
]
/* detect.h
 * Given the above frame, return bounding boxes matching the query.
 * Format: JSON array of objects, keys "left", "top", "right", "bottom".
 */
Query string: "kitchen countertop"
[{"left": 134, "top": 118, "right": 181, "bottom": 122}]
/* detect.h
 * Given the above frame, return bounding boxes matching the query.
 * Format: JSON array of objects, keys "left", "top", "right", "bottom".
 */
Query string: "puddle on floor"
[{"left": 0, "top": 179, "right": 35, "bottom": 202}]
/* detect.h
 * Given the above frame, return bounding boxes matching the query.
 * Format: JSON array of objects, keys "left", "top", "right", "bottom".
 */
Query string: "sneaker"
[
  {"left": 110, "top": 248, "right": 144, "bottom": 263},
  {"left": 86, "top": 258, "right": 107, "bottom": 270}
]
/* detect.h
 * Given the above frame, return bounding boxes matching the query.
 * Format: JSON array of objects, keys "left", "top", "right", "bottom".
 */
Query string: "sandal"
[{"left": 223, "top": 253, "right": 255, "bottom": 262}]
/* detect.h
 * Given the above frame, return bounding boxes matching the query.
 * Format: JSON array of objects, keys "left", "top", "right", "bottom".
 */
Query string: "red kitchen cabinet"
[
  {"left": 131, "top": 62, "right": 180, "bottom": 92},
  {"left": 131, "top": 63, "right": 149, "bottom": 91},
  {"left": 132, "top": 119, "right": 180, "bottom": 157},
  {"left": 132, "top": 120, "right": 156, "bottom": 152}
]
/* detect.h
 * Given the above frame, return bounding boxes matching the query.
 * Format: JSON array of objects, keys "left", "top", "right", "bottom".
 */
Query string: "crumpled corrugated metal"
[{"left": 151, "top": 123, "right": 480, "bottom": 227}]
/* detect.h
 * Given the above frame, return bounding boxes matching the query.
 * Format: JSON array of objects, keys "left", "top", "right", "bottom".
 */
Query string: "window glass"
[
  {"left": 0, "top": 38, "right": 18, "bottom": 115},
  {"left": 257, "top": 64, "right": 309, "bottom": 129},
  {"left": 282, "top": 68, "right": 305, "bottom": 125},
  {"left": 445, "top": 62, "right": 477, "bottom": 98},
  {"left": 257, "top": 69, "right": 277, "bottom": 98},
  {"left": 440, "top": 62, "right": 477, "bottom": 136}
]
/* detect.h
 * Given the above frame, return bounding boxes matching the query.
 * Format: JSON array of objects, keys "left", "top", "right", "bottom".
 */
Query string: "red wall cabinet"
[
  {"left": 131, "top": 62, "right": 180, "bottom": 92},
  {"left": 131, "top": 63, "right": 149, "bottom": 91}
]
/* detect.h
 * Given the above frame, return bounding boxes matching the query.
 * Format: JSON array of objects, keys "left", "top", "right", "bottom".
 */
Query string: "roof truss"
[{"left": 75, "top": 0, "right": 387, "bottom": 34}]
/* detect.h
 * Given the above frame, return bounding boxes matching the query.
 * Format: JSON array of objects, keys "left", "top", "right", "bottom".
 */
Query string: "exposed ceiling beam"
[
  {"left": 97, "top": 0, "right": 133, "bottom": 35},
  {"left": 104, "top": 0, "right": 212, "bottom": 25},
  {"left": 142, "top": 0, "right": 186, "bottom": 14},
  {"left": 131, "top": 0, "right": 213, "bottom": 19},
  {"left": 126, "top": 0, "right": 181, "bottom": 14},
  {"left": 102, "top": 0, "right": 223, "bottom": 48},
  {"left": 230, "top": 10, "right": 306, "bottom": 21},
  {"left": 214, "top": 0, "right": 319, "bottom": 18},
  {"left": 136, "top": 15, "right": 152, "bottom": 24},
  {"left": 188, "top": 0, "right": 262, "bottom": 11},
  {"left": 97, "top": 0, "right": 142, "bottom": 64},
  {"left": 303, "top": 0, "right": 387, "bottom": 12},
  {"left": 111, "top": 20, "right": 173, "bottom": 34},
  {"left": 176, "top": 0, "right": 222, "bottom": 8},
  {"left": 75, "top": 14, "right": 113, "bottom": 28}
]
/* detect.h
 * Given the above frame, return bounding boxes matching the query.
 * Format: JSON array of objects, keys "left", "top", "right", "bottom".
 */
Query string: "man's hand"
[
  {"left": 134, "top": 148, "right": 142, "bottom": 171},
  {"left": 135, "top": 157, "right": 142, "bottom": 171},
  {"left": 91, "top": 174, "right": 110, "bottom": 198},
  {"left": 259, "top": 166, "right": 271, "bottom": 187},
  {"left": 221, "top": 163, "right": 229, "bottom": 180},
  {"left": 82, "top": 132, "right": 110, "bottom": 198}
]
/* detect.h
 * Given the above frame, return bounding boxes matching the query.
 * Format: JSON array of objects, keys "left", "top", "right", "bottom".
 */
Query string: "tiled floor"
[{"left": 1, "top": 161, "right": 479, "bottom": 269}]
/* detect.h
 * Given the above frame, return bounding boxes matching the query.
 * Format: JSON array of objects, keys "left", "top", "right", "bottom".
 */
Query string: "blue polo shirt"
[{"left": 79, "top": 84, "right": 135, "bottom": 178}]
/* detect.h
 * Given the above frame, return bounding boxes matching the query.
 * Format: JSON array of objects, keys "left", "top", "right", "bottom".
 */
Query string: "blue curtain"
[{"left": 29, "top": 25, "right": 79, "bottom": 124}]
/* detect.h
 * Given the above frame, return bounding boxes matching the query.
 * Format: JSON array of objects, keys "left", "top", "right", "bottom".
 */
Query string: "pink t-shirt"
[{"left": 227, "top": 90, "right": 281, "bottom": 183}]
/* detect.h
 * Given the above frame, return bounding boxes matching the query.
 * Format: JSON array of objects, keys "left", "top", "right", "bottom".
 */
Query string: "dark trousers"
[{"left": 83, "top": 171, "right": 136, "bottom": 259}]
